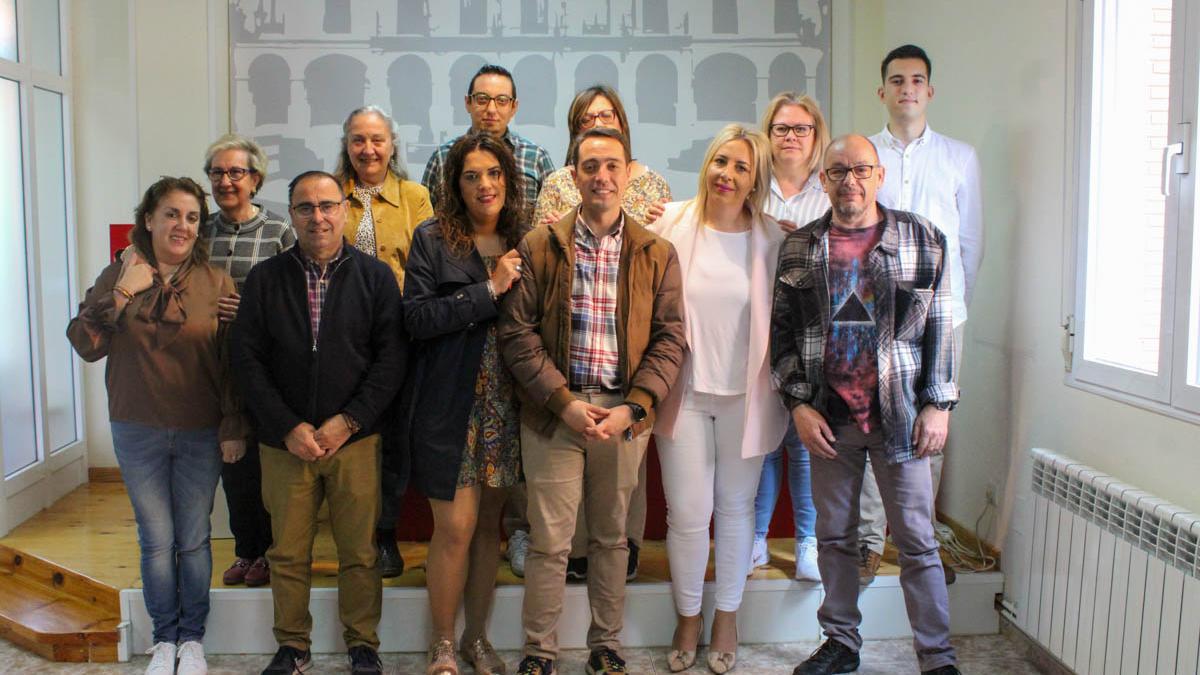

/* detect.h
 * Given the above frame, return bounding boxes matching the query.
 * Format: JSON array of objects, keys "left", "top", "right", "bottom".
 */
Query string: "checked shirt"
[
  {"left": 769, "top": 204, "right": 958, "bottom": 463},
  {"left": 568, "top": 210, "right": 624, "bottom": 392}
]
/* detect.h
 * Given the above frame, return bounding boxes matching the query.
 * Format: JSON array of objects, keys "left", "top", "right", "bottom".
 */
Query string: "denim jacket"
[{"left": 769, "top": 204, "right": 958, "bottom": 463}]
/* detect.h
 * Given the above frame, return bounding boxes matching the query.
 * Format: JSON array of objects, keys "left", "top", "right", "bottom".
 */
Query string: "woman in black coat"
[{"left": 402, "top": 132, "right": 528, "bottom": 675}]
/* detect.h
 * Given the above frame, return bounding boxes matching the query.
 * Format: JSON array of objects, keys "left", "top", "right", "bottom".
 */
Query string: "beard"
[{"left": 833, "top": 200, "right": 865, "bottom": 221}]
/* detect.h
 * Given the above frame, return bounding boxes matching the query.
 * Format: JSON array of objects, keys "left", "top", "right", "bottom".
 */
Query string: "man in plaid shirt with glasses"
[{"left": 773, "top": 135, "right": 960, "bottom": 675}]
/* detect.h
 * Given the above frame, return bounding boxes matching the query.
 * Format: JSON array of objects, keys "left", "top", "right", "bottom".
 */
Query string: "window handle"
[
  {"left": 1161, "top": 123, "right": 1191, "bottom": 197},
  {"left": 1161, "top": 142, "right": 1183, "bottom": 197}
]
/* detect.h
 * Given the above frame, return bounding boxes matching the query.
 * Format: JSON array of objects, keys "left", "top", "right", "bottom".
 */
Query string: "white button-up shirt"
[
  {"left": 764, "top": 172, "right": 830, "bottom": 230},
  {"left": 870, "top": 125, "right": 983, "bottom": 327}
]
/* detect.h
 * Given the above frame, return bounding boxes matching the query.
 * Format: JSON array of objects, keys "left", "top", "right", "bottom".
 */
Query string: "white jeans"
[{"left": 656, "top": 390, "right": 764, "bottom": 615}]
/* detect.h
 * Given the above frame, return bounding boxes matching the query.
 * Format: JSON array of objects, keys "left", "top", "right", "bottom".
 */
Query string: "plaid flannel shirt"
[
  {"left": 770, "top": 204, "right": 958, "bottom": 463},
  {"left": 295, "top": 245, "right": 349, "bottom": 351},
  {"left": 422, "top": 127, "right": 555, "bottom": 212},
  {"left": 568, "top": 210, "right": 624, "bottom": 391}
]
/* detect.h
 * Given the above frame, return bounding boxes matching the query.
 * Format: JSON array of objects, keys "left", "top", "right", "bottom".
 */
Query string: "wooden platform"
[{"left": 0, "top": 482, "right": 1004, "bottom": 661}]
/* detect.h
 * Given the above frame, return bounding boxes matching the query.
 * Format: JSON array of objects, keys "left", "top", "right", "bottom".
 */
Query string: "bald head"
[{"left": 820, "top": 134, "right": 885, "bottom": 228}]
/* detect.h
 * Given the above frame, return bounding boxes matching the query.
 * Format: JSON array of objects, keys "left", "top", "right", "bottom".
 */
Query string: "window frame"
[
  {"left": 1067, "top": 0, "right": 1200, "bottom": 424},
  {"left": 0, "top": 0, "right": 83, "bottom": 495}
]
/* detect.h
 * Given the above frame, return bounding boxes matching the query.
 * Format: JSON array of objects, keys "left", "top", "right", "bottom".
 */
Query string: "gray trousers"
[
  {"left": 811, "top": 424, "right": 956, "bottom": 671},
  {"left": 859, "top": 324, "right": 962, "bottom": 553}
]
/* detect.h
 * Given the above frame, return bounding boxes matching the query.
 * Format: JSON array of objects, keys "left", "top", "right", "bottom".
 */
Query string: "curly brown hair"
[
  {"left": 435, "top": 132, "right": 527, "bottom": 258},
  {"left": 129, "top": 176, "right": 211, "bottom": 268}
]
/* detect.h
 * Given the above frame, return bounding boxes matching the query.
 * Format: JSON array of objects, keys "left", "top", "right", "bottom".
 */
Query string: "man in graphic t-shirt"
[{"left": 770, "top": 134, "right": 960, "bottom": 675}]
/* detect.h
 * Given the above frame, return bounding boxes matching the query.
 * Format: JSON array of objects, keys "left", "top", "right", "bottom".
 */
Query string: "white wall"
[
  {"left": 72, "top": 0, "right": 227, "bottom": 468},
  {"left": 70, "top": 1, "right": 1200, "bottom": 550}
]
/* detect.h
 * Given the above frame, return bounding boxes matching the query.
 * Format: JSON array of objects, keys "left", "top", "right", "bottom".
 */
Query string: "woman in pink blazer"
[{"left": 648, "top": 124, "right": 790, "bottom": 673}]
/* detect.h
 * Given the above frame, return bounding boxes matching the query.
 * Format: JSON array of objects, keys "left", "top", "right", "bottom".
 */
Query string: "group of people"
[{"left": 68, "top": 42, "right": 981, "bottom": 675}]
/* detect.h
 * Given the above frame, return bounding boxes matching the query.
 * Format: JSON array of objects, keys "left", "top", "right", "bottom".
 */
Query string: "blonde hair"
[
  {"left": 760, "top": 92, "right": 830, "bottom": 176},
  {"left": 694, "top": 124, "right": 771, "bottom": 223},
  {"left": 203, "top": 133, "right": 268, "bottom": 195}
]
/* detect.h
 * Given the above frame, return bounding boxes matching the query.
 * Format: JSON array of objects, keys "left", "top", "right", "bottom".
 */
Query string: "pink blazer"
[{"left": 648, "top": 200, "right": 790, "bottom": 459}]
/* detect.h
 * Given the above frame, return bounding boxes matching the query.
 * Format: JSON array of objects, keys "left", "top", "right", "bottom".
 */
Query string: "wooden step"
[{"left": 0, "top": 544, "right": 120, "bottom": 662}]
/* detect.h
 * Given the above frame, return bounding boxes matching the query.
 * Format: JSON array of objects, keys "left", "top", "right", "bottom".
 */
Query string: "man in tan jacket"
[{"left": 498, "top": 126, "right": 685, "bottom": 675}]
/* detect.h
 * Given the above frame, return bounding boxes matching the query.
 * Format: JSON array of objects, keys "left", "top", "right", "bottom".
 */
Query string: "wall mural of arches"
[{"left": 230, "top": 0, "right": 831, "bottom": 213}]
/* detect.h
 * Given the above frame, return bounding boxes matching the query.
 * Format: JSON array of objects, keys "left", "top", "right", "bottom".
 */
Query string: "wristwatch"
[
  {"left": 930, "top": 401, "right": 956, "bottom": 412},
  {"left": 341, "top": 412, "right": 362, "bottom": 434},
  {"left": 624, "top": 401, "right": 647, "bottom": 423}
]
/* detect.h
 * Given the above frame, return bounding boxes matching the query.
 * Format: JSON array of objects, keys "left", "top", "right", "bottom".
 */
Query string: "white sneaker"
[
  {"left": 144, "top": 642, "right": 176, "bottom": 675},
  {"left": 507, "top": 529, "right": 530, "bottom": 578},
  {"left": 176, "top": 640, "right": 208, "bottom": 675},
  {"left": 794, "top": 536, "right": 821, "bottom": 581},
  {"left": 749, "top": 536, "right": 769, "bottom": 572}
]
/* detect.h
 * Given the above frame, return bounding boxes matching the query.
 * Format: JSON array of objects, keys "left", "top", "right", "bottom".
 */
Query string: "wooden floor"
[{"left": 0, "top": 482, "right": 911, "bottom": 592}]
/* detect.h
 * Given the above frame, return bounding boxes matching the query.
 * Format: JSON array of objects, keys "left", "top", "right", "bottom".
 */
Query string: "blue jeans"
[
  {"left": 111, "top": 421, "right": 223, "bottom": 644},
  {"left": 752, "top": 424, "right": 816, "bottom": 540}
]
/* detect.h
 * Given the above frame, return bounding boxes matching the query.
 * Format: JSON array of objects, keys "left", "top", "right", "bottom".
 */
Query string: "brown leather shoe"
[
  {"left": 461, "top": 636, "right": 505, "bottom": 675},
  {"left": 858, "top": 546, "right": 881, "bottom": 586},
  {"left": 244, "top": 556, "right": 270, "bottom": 587},
  {"left": 222, "top": 558, "right": 251, "bottom": 585}
]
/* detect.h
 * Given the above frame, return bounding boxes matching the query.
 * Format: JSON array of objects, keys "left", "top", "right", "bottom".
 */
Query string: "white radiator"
[{"left": 1006, "top": 449, "right": 1200, "bottom": 674}]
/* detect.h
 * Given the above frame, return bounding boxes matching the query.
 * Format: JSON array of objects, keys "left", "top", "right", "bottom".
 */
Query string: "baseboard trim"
[{"left": 87, "top": 467, "right": 122, "bottom": 483}]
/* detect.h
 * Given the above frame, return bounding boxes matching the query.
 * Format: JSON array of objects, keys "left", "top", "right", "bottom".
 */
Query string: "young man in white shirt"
[{"left": 858, "top": 44, "right": 984, "bottom": 585}]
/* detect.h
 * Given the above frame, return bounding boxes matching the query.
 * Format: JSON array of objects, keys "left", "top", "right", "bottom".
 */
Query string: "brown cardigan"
[
  {"left": 67, "top": 259, "right": 246, "bottom": 441},
  {"left": 497, "top": 209, "right": 686, "bottom": 437}
]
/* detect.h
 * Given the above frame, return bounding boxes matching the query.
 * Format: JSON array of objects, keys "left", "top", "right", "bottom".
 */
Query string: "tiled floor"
[{"left": 0, "top": 634, "right": 1046, "bottom": 674}]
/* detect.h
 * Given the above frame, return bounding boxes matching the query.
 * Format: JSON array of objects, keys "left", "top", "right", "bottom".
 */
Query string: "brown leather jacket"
[{"left": 498, "top": 210, "right": 686, "bottom": 437}]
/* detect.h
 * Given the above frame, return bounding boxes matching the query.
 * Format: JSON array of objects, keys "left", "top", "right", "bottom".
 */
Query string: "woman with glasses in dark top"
[{"left": 201, "top": 133, "right": 296, "bottom": 590}]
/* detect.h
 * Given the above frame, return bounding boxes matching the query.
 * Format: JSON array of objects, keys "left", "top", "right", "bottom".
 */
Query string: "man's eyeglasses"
[
  {"left": 469, "top": 93, "right": 514, "bottom": 109},
  {"left": 207, "top": 167, "right": 256, "bottom": 182},
  {"left": 769, "top": 124, "right": 816, "bottom": 139},
  {"left": 824, "top": 164, "right": 879, "bottom": 182},
  {"left": 290, "top": 200, "right": 344, "bottom": 218},
  {"left": 579, "top": 109, "right": 617, "bottom": 128}
]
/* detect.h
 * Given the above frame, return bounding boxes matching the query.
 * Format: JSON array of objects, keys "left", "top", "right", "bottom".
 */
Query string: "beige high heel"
[
  {"left": 666, "top": 615, "right": 704, "bottom": 672},
  {"left": 706, "top": 613, "right": 737, "bottom": 674}
]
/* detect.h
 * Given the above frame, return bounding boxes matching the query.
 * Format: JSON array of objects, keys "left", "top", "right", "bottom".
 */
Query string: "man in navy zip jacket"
[{"left": 232, "top": 170, "right": 405, "bottom": 675}]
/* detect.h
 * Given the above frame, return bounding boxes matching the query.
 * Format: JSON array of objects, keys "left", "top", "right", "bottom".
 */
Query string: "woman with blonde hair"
[
  {"left": 749, "top": 93, "right": 832, "bottom": 582},
  {"left": 201, "top": 132, "right": 295, "bottom": 589},
  {"left": 648, "top": 124, "right": 789, "bottom": 673}
]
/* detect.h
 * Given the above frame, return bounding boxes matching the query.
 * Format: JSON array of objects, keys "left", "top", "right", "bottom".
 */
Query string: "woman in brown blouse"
[{"left": 67, "top": 176, "right": 245, "bottom": 675}]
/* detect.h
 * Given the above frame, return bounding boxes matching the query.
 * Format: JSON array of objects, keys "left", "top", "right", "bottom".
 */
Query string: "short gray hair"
[
  {"left": 203, "top": 133, "right": 268, "bottom": 195},
  {"left": 334, "top": 105, "right": 408, "bottom": 184}
]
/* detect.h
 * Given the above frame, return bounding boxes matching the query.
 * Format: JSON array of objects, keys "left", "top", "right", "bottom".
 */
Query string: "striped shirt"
[
  {"left": 298, "top": 246, "right": 348, "bottom": 351},
  {"left": 569, "top": 210, "right": 624, "bottom": 391},
  {"left": 203, "top": 206, "right": 296, "bottom": 291},
  {"left": 422, "top": 128, "right": 555, "bottom": 213},
  {"left": 764, "top": 173, "right": 830, "bottom": 230},
  {"left": 770, "top": 205, "right": 958, "bottom": 464}
]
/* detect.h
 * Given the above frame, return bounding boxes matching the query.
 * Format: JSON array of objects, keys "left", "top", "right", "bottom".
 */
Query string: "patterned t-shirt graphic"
[{"left": 823, "top": 222, "right": 884, "bottom": 432}]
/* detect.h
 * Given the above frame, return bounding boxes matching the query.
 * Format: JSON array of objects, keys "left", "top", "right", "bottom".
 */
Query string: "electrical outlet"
[{"left": 985, "top": 482, "right": 999, "bottom": 507}]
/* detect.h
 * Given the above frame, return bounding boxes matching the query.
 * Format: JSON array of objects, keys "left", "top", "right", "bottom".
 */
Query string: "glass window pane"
[
  {"left": 28, "top": 0, "right": 59, "bottom": 75},
  {"left": 1082, "top": 0, "right": 1172, "bottom": 373},
  {"left": 33, "top": 87, "right": 74, "bottom": 451},
  {"left": 0, "top": 0, "right": 15, "bottom": 62},
  {"left": 0, "top": 77, "right": 38, "bottom": 477}
]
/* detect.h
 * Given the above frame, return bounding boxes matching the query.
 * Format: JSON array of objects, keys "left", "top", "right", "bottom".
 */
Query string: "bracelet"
[
  {"left": 486, "top": 279, "right": 498, "bottom": 301},
  {"left": 113, "top": 285, "right": 135, "bottom": 301}
]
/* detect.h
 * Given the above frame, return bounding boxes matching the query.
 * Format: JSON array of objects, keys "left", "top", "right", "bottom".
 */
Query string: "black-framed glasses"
[
  {"left": 825, "top": 164, "right": 879, "bottom": 181},
  {"left": 469, "top": 93, "right": 514, "bottom": 109},
  {"left": 207, "top": 167, "right": 256, "bottom": 182},
  {"left": 290, "top": 200, "right": 344, "bottom": 218},
  {"left": 769, "top": 123, "right": 816, "bottom": 138},
  {"left": 579, "top": 109, "right": 617, "bottom": 128}
]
